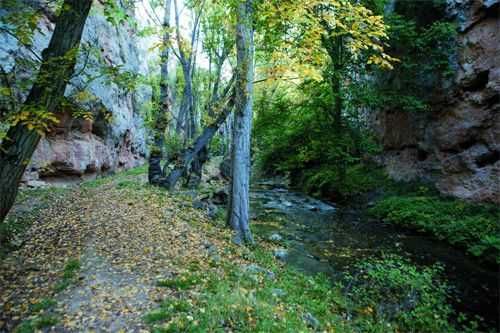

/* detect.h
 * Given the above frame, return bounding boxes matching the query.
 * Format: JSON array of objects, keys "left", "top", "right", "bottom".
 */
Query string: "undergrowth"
[
  {"left": 145, "top": 242, "right": 481, "bottom": 332},
  {"left": 370, "top": 194, "right": 500, "bottom": 264}
]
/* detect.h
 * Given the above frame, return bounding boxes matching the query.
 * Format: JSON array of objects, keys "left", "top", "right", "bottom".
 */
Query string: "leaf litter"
[{"left": 0, "top": 173, "right": 244, "bottom": 332}]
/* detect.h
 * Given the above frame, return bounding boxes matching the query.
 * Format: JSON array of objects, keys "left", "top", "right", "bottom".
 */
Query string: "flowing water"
[{"left": 250, "top": 180, "right": 499, "bottom": 331}]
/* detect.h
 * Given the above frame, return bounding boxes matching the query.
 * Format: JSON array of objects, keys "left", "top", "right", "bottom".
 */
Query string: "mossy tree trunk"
[
  {"left": 149, "top": 0, "right": 172, "bottom": 185},
  {"left": 0, "top": 0, "right": 93, "bottom": 224}
]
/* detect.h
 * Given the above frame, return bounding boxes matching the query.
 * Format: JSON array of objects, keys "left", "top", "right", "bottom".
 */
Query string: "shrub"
[
  {"left": 370, "top": 195, "right": 500, "bottom": 263},
  {"left": 343, "top": 255, "right": 477, "bottom": 333}
]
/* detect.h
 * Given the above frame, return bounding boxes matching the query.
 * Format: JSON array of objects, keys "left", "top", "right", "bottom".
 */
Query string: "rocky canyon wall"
[
  {"left": 373, "top": 0, "right": 499, "bottom": 203},
  {"left": 0, "top": 0, "right": 154, "bottom": 185}
]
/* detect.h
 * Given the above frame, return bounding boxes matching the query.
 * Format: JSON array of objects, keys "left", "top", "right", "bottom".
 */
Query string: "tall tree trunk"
[
  {"left": 330, "top": 72, "right": 346, "bottom": 185},
  {"left": 172, "top": 0, "right": 204, "bottom": 143},
  {"left": 228, "top": 0, "right": 254, "bottom": 245},
  {"left": 149, "top": 0, "right": 172, "bottom": 185},
  {"left": 0, "top": 0, "right": 92, "bottom": 224}
]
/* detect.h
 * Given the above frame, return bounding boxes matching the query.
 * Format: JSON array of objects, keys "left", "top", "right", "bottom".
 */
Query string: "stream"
[{"left": 249, "top": 180, "right": 499, "bottom": 331}]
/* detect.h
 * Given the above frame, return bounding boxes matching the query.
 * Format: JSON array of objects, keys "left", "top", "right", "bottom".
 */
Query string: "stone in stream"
[
  {"left": 268, "top": 233, "right": 283, "bottom": 242},
  {"left": 305, "top": 204, "right": 319, "bottom": 211},
  {"left": 273, "top": 248, "right": 288, "bottom": 261}
]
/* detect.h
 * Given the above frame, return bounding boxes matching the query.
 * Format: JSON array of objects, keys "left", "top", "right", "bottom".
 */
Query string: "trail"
[{"left": 0, "top": 174, "right": 225, "bottom": 332}]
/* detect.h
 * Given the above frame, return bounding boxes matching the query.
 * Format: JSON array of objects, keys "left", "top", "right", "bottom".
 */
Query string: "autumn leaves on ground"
[
  {"left": 0, "top": 167, "right": 344, "bottom": 332},
  {"left": 0, "top": 166, "right": 243, "bottom": 331}
]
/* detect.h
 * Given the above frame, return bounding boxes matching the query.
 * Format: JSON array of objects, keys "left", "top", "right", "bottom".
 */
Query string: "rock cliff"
[
  {"left": 0, "top": 1, "right": 152, "bottom": 184},
  {"left": 373, "top": 0, "right": 499, "bottom": 203}
]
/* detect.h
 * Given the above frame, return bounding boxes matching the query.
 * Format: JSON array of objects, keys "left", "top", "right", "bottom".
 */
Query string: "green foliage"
[
  {"left": 156, "top": 274, "right": 202, "bottom": 290},
  {"left": 370, "top": 195, "right": 500, "bottom": 263},
  {"left": 145, "top": 245, "right": 476, "bottom": 332},
  {"left": 54, "top": 258, "right": 81, "bottom": 292},
  {"left": 343, "top": 255, "right": 478, "bottom": 333},
  {"left": 100, "top": 0, "right": 135, "bottom": 27},
  {"left": 0, "top": 0, "right": 42, "bottom": 45},
  {"left": 6, "top": 105, "right": 58, "bottom": 134},
  {"left": 163, "top": 133, "right": 185, "bottom": 160},
  {"left": 372, "top": 2, "right": 457, "bottom": 113},
  {"left": 301, "top": 164, "right": 388, "bottom": 199},
  {"left": 14, "top": 315, "right": 58, "bottom": 333},
  {"left": 254, "top": 80, "right": 384, "bottom": 200}
]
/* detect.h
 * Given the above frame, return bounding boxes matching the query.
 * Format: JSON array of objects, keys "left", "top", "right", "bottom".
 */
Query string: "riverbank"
[
  {"left": 287, "top": 165, "right": 500, "bottom": 268},
  {"left": 0, "top": 166, "right": 497, "bottom": 332},
  {"left": 250, "top": 179, "right": 499, "bottom": 331}
]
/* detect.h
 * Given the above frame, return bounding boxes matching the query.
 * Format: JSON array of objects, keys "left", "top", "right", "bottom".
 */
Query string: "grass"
[
  {"left": 144, "top": 245, "right": 479, "bottom": 333},
  {"left": 157, "top": 274, "right": 202, "bottom": 290},
  {"left": 54, "top": 258, "right": 81, "bottom": 292},
  {"left": 370, "top": 193, "right": 500, "bottom": 264},
  {"left": 15, "top": 298, "right": 59, "bottom": 332},
  {"left": 14, "top": 315, "right": 59, "bottom": 333},
  {"left": 14, "top": 258, "right": 80, "bottom": 331},
  {"left": 81, "top": 164, "right": 147, "bottom": 189},
  {"left": 29, "top": 298, "right": 57, "bottom": 313}
]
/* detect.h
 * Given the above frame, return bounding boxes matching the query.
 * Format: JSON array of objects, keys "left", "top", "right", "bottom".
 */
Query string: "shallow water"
[{"left": 250, "top": 181, "right": 499, "bottom": 330}]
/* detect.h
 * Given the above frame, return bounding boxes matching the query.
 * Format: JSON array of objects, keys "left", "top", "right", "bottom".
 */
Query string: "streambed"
[{"left": 250, "top": 180, "right": 499, "bottom": 330}]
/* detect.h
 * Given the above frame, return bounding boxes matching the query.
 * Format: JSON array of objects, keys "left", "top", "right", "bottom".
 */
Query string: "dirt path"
[{"left": 0, "top": 175, "right": 226, "bottom": 332}]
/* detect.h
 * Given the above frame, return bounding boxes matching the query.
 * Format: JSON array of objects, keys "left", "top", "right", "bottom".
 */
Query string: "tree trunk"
[
  {"left": 175, "top": 62, "right": 195, "bottom": 142},
  {"left": 0, "top": 0, "right": 92, "bottom": 224},
  {"left": 227, "top": 0, "right": 254, "bottom": 245},
  {"left": 149, "top": 0, "right": 172, "bottom": 185},
  {"left": 162, "top": 93, "right": 234, "bottom": 190}
]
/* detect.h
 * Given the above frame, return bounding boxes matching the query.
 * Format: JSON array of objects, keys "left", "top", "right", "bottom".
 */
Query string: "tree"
[
  {"left": 149, "top": 0, "right": 173, "bottom": 185},
  {"left": 172, "top": 0, "right": 206, "bottom": 141},
  {"left": 227, "top": 0, "right": 254, "bottom": 244},
  {"left": 0, "top": 0, "right": 93, "bottom": 224},
  {"left": 252, "top": 0, "right": 397, "bottom": 192},
  {"left": 162, "top": 85, "right": 235, "bottom": 190}
]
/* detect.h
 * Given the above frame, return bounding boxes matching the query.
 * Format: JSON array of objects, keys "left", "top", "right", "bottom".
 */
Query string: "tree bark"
[
  {"left": 228, "top": 0, "right": 254, "bottom": 245},
  {"left": 172, "top": 0, "right": 204, "bottom": 142},
  {"left": 149, "top": 0, "right": 172, "bottom": 185},
  {"left": 162, "top": 93, "right": 235, "bottom": 190},
  {"left": 0, "top": 0, "right": 92, "bottom": 224}
]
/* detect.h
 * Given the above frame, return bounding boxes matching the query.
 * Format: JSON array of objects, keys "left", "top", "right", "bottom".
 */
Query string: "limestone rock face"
[
  {"left": 374, "top": 0, "right": 499, "bottom": 203},
  {"left": 0, "top": 1, "right": 154, "bottom": 183}
]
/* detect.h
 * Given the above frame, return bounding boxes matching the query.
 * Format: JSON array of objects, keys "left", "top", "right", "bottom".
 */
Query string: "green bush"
[
  {"left": 370, "top": 195, "right": 500, "bottom": 263},
  {"left": 253, "top": 81, "right": 384, "bottom": 200},
  {"left": 343, "top": 255, "right": 478, "bottom": 333},
  {"left": 302, "top": 164, "right": 388, "bottom": 199}
]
